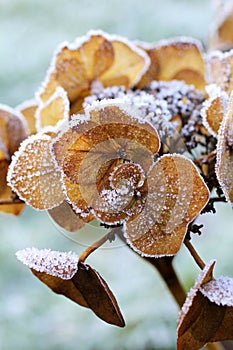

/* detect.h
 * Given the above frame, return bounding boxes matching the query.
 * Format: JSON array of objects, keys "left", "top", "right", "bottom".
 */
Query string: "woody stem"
[
  {"left": 78, "top": 228, "right": 116, "bottom": 263},
  {"left": 0, "top": 198, "right": 23, "bottom": 205},
  {"left": 184, "top": 239, "right": 205, "bottom": 269}
]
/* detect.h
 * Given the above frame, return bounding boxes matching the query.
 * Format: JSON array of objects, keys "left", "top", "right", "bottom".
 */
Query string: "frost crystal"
[
  {"left": 16, "top": 247, "right": 78, "bottom": 279},
  {"left": 201, "top": 276, "right": 233, "bottom": 307}
]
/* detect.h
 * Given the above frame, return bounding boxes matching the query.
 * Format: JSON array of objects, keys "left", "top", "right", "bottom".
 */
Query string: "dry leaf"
[
  {"left": 73, "top": 262, "right": 125, "bottom": 327},
  {"left": 124, "top": 154, "right": 209, "bottom": 257},
  {"left": 177, "top": 260, "right": 233, "bottom": 350},
  {"left": 16, "top": 248, "right": 125, "bottom": 327},
  {"left": 8, "top": 132, "right": 65, "bottom": 210},
  {"left": 216, "top": 91, "right": 233, "bottom": 204}
]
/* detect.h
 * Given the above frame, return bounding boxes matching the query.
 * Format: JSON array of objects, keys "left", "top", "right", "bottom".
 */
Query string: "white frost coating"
[
  {"left": 145, "top": 36, "right": 204, "bottom": 55},
  {"left": 201, "top": 276, "right": 233, "bottom": 307},
  {"left": 201, "top": 84, "right": 228, "bottom": 137},
  {"left": 177, "top": 260, "right": 216, "bottom": 328},
  {"left": 36, "top": 29, "right": 150, "bottom": 103},
  {"left": 16, "top": 98, "right": 37, "bottom": 112},
  {"left": 36, "top": 86, "right": 70, "bottom": 131},
  {"left": 0, "top": 102, "right": 29, "bottom": 135},
  {"left": 16, "top": 247, "right": 78, "bottom": 279}
]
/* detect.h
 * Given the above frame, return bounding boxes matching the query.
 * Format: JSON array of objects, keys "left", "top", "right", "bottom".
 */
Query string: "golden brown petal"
[
  {"left": 138, "top": 38, "right": 205, "bottom": 90},
  {"left": 36, "top": 87, "right": 69, "bottom": 130},
  {"left": 100, "top": 39, "right": 150, "bottom": 88},
  {"left": 17, "top": 99, "right": 38, "bottom": 135},
  {"left": 124, "top": 154, "right": 209, "bottom": 257},
  {"left": 8, "top": 133, "right": 65, "bottom": 210},
  {"left": 216, "top": 92, "right": 233, "bottom": 204},
  {"left": 0, "top": 104, "right": 28, "bottom": 157}
]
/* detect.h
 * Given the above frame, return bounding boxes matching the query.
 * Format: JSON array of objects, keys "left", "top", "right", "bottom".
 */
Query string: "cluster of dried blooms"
[{"left": 1, "top": 2, "right": 233, "bottom": 349}]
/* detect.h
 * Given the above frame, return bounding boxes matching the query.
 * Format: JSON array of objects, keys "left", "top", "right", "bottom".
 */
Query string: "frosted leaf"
[
  {"left": 16, "top": 247, "right": 78, "bottom": 279},
  {"left": 36, "top": 86, "right": 69, "bottom": 131},
  {"left": 137, "top": 37, "right": 206, "bottom": 90},
  {"left": 201, "top": 84, "right": 228, "bottom": 137},
  {"left": 17, "top": 99, "right": 38, "bottom": 135},
  {"left": 209, "top": 0, "right": 233, "bottom": 50},
  {"left": 216, "top": 91, "right": 233, "bottom": 204},
  {"left": 201, "top": 276, "right": 233, "bottom": 307},
  {"left": 7, "top": 132, "right": 65, "bottom": 210},
  {"left": 177, "top": 260, "right": 233, "bottom": 349},
  {"left": 124, "top": 154, "right": 210, "bottom": 257}
]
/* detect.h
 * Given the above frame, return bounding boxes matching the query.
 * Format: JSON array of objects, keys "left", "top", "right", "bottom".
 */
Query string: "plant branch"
[
  {"left": 78, "top": 228, "right": 117, "bottom": 263},
  {"left": 184, "top": 239, "right": 205, "bottom": 269}
]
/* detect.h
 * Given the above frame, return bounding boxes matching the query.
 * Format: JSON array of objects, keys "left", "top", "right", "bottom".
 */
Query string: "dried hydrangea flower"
[
  {"left": 16, "top": 247, "right": 125, "bottom": 327},
  {"left": 177, "top": 260, "right": 233, "bottom": 349},
  {"left": 34, "top": 30, "right": 149, "bottom": 129},
  {"left": 52, "top": 100, "right": 209, "bottom": 256},
  {"left": 216, "top": 91, "right": 233, "bottom": 204},
  {"left": 0, "top": 104, "right": 29, "bottom": 215},
  {"left": 137, "top": 37, "right": 206, "bottom": 91}
]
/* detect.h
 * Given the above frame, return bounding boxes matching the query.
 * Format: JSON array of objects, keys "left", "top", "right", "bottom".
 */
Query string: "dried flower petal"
[
  {"left": 124, "top": 154, "right": 209, "bottom": 257},
  {"left": 201, "top": 85, "right": 228, "bottom": 137},
  {"left": 7, "top": 133, "right": 65, "bottom": 210},
  {"left": 138, "top": 38, "right": 205, "bottom": 90},
  {"left": 17, "top": 99, "right": 38, "bottom": 135},
  {"left": 209, "top": 1, "right": 233, "bottom": 50},
  {"left": 216, "top": 92, "right": 233, "bottom": 204},
  {"left": 36, "top": 87, "right": 69, "bottom": 130},
  {"left": 48, "top": 200, "right": 86, "bottom": 232},
  {"left": 177, "top": 260, "right": 233, "bottom": 349},
  {"left": 73, "top": 262, "right": 125, "bottom": 327}
]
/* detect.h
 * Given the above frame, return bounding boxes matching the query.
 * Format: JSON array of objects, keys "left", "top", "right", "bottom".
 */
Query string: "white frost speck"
[{"left": 201, "top": 276, "right": 233, "bottom": 307}]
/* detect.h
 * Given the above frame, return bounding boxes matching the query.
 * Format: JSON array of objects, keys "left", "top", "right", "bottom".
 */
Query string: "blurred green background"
[{"left": 1, "top": 0, "right": 233, "bottom": 349}]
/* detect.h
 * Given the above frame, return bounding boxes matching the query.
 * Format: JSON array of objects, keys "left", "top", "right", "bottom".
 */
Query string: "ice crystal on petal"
[
  {"left": 16, "top": 247, "right": 78, "bottom": 279},
  {"left": 201, "top": 276, "right": 233, "bottom": 307}
]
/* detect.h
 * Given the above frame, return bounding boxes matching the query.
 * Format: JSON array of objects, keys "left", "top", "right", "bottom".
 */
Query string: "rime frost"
[
  {"left": 16, "top": 247, "right": 78, "bottom": 279},
  {"left": 201, "top": 276, "right": 233, "bottom": 307}
]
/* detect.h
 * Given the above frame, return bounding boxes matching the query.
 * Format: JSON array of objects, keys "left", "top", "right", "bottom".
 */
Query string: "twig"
[
  {"left": 78, "top": 228, "right": 116, "bottom": 263},
  {"left": 184, "top": 239, "right": 205, "bottom": 269}
]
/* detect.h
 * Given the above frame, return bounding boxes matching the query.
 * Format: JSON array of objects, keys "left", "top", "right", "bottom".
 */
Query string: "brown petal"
[
  {"left": 17, "top": 99, "right": 38, "bottom": 135},
  {"left": 177, "top": 261, "right": 233, "bottom": 349},
  {"left": 216, "top": 92, "right": 233, "bottom": 204},
  {"left": 36, "top": 87, "right": 69, "bottom": 130},
  {"left": 8, "top": 133, "right": 65, "bottom": 210},
  {"left": 72, "top": 262, "right": 125, "bottom": 327},
  {"left": 0, "top": 104, "right": 28, "bottom": 157},
  {"left": 0, "top": 159, "right": 25, "bottom": 215},
  {"left": 124, "top": 154, "right": 209, "bottom": 257},
  {"left": 209, "top": 1, "right": 233, "bottom": 51},
  {"left": 137, "top": 46, "right": 160, "bottom": 88},
  {"left": 39, "top": 32, "right": 114, "bottom": 104},
  {"left": 201, "top": 86, "right": 228, "bottom": 137},
  {"left": 137, "top": 38, "right": 205, "bottom": 90},
  {"left": 48, "top": 200, "right": 86, "bottom": 232},
  {"left": 100, "top": 39, "right": 150, "bottom": 88}
]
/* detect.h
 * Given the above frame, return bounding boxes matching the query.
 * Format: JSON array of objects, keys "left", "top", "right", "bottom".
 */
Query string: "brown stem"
[
  {"left": 78, "top": 229, "right": 116, "bottom": 263},
  {"left": 184, "top": 239, "right": 205, "bottom": 269},
  {"left": 146, "top": 256, "right": 186, "bottom": 307},
  {"left": 205, "top": 343, "right": 225, "bottom": 350}
]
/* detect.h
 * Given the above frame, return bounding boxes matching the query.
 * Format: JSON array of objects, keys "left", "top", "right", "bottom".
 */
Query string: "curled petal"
[
  {"left": 124, "top": 154, "right": 209, "bottom": 257},
  {"left": 17, "top": 99, "right": 38, "bottom": 135}
]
